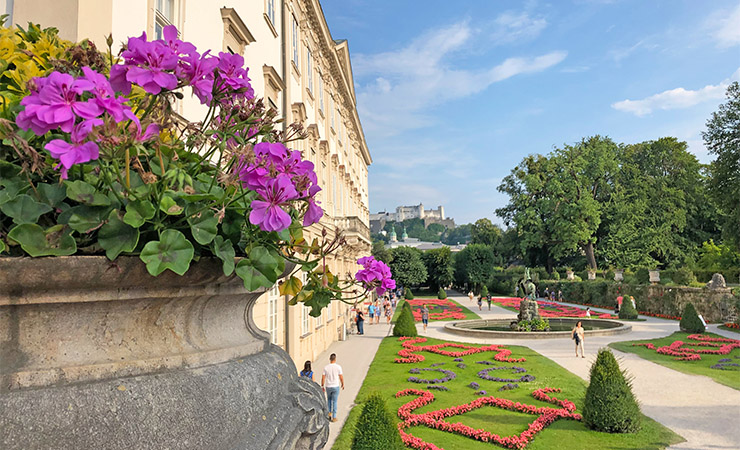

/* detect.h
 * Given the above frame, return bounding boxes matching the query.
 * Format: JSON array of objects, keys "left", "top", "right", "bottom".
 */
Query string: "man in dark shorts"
[{"left": 421, "top": 305, "right": 429, "bottom": 331}]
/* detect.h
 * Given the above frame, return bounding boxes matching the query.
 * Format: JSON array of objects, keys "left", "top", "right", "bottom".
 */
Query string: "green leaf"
[
  {"left": 159, "top": 194, "right": 183, "bottom": 215},
  {"left": 139, "top": 229, "right": 194, "bottom": 276},
  {"left": 279, "top": 276, "right": 303, "bottom": 296},
  {"left": 8, "top": 223, "right": 76, "bottom": 256},
  {"left": 235, "top": 259, "right": 274, "bottom": 291},
  {"left": 66, "top": 205, "right": 110, "bottom": 233},
  {"left": 123, "top": 200, "right": 156, "bottom": 228},
  {"left": 0, "top": 194, "right": 53, "bottom": 224},
  {"left": 188, "top": 211, "right": 218, "bottom": 245},
  {"left": 65, "top": 180, "right": 111, "bottom": 206},
  {"left": 306, "top": 289, "right": 333, "bottom": 317},
  {"left": 211, "top": 235, "right": 235, "bottom": 276},
  {"left": 0, "top": 160, "right": 21, "bottom": 179},
  {"left": 37, "top": 183, "right": 67, "bottom": 207},
  {"left": 0, "top": 239, "right": 6, "bottom": 253},
  {"left": 98, "top": 210, "right": 139, "bottom": 260}
]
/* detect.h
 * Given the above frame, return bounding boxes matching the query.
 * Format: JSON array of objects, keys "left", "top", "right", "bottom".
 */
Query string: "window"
[
  {"left": 316, "top": 307, "right": 323, "bottom": 327},
  {"left": 326, "top": 299, "right": 332, "bottom": 321},
  {"left": 330, "top": 96, "right": 335, "bottom": 130},
  {"left": 318, "top": 72, "right": 324, "bottom": 111},
  {"left": 155, "top": 0, "right": 176, "bottom": 40},
  {"left": 266, "top": 0, "right": 275, "bottom": 25},
  {"left": 267, "top": 285, "right": 279, "bottom": 344},
  {"left": 301, "top": 305, "right": 310, "bottom": 335},
  {"left": 292, "top": 15, "right": 299, "bottom": 68},
  {"left": 332, "top": 174, "right": 337, "bottom": 216},
  {"left": 339, "top": 120, "right": 343, "bottom": 144},
  {"left": 306, "top": 47, "right": 313, "bottom": 92}
]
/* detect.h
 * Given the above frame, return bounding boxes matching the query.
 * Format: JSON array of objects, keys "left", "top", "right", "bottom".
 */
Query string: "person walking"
[
  {"left": 477, "top": 295, "right": 483, "bottom": 311},
  {"left": 544, "top": 287, "right": 550, "bottom": 299},
  {"left": 385, "top": 301, "right": 392, "bottom": 324},
  {"left": 486, "top": 296, "right": 492, "bottom": 310},
  {"left": 615, "top": 296, "right": 623, "bottom": 314},
  {"left": 421, "top": 304, "right": 429, "bottom": 331},
  {"left": 299, "top": 361, "right": 314, "bottom": 381},
  {"left": 321, "top": 353, "right": 345, "bottom": 422},
  {"left": 375, "top": 301, "right": 381, "bottom": 324},
  {"left": 572, "top": 321, "right": 585, "bottom": 358},
  {"left": 368, "top": 303, "right": 375, "bottom": 325},
  {"left": 356, "top": 308, "right": 365, "bottom": 335},
  {"left": 558, "top": 290, "right": 563, "bottom": 301},
  {"left": 630, "top": 296, "right": 636, "bottom": 309},
  {"left": 468, "top": 291, "right": 474, "bottom": 302},
  {"left": 585, "top": 307, "right": 591, "bottom": 318}
]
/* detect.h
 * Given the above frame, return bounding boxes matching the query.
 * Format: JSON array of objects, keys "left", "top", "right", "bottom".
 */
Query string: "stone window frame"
[
  {"left": 263, "top": 64, "right": 285, "bottom": 113},
  {"left": 264, "top": 0, "right": 278, "bottom": 37},
  {"left": 220, "top": 8, "right": 255, "bottom": 55}
]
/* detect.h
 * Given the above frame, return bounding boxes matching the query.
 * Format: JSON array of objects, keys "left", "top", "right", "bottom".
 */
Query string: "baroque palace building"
[{"left": 7, "top": 0, "right": 372, "bottom": 367}]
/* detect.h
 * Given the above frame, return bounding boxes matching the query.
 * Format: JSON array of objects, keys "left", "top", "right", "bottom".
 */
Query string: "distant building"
[
  {"left": 385, "top": 237, "right": 466, "bottom": 252},
  {"left": 370, "top": 203, "right": 455, "bottom": 233}
]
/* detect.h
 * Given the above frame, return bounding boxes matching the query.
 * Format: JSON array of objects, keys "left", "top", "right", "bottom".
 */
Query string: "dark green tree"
[
  {"left": 583, "top": 349, "right": 641, "bottom": 433},
  {"left": 454, "top": 244, "right": 496, "bottom": 292},
  {"left": 703, "top": 81, "right": 740, "bottom": 251},
  {"left": 470, "top": 218, "right": 503, "bottom": 247},
  {"left": 421, "top": 247, "right": 454, "bottom": 290},
  {"left": 679, "top": 303, "right": 705, "bottom": 333},
  {"left": 392, "top": 302, "right": 417, "bottom": 336},
  {"left": 441, "top": 224, "right": 472, "bottom": 245},
  {"left": 371, "top": 240, "right": 392, "bottom": 264},
  {"left": 388, "top": 247, "right": 427, "bottom": 287}
]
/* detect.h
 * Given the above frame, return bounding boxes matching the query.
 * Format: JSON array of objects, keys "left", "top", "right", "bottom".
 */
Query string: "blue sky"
[{"left": 320, "top": 0, "right": 740, "bottom": 225}]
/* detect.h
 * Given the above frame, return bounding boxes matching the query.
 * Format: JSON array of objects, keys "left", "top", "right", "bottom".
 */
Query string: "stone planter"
[
  {"left": 587, "top": 270, "right": 596, "bottom": 281},
  {"left": 614, "top": 269, "right": 624, "bottom": 282},
  {"left": 649, "top": 269, "right": 660, "bottom": 284},
  {"left": 0, "top": 256, "right": 328, "bottom": 450},
  {"left": 566, "top": 270, "right": 575, "bottom": 281}
]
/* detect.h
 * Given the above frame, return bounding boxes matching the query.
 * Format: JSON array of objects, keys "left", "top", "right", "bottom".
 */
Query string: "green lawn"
[
  {"left": 333, "top": 336, "right": 683, "bottom": 450},
  {"left": 610, "top": 332, "right": 740, "bottom": 390},
  {"left": 719, "top": 324, "right": 740, "bottom": 335}
]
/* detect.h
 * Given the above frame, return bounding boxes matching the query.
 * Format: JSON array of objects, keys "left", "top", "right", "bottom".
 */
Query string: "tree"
[
  {"left": 393, "top": 302, "right": 417, "bottom": 337},
  {"left": 421, "top": 247, "right": 454, "bottom": 290},
  {"left": 454, "top": 244, "right": 496, "bottom": 292},
  {"left": 351, "top": 393, "right": 404, "bottom": 450},
  {"left": 583, "top": 349, "right": 641, "bottom": 433},
  {"left": 371, "top": 240, "right": 392, "bottom": 264},
  {"left": 703, "top": 81, "right": 740, "bottom": 251},
  {"left": 441, "top": 224, "right": 472, "bottom": 245},
  {"left": 470, "top": 218, "right": 502, "bottom": 247},
  {"left": 388, "top": 246, "right": 427, "bottom": 287}
]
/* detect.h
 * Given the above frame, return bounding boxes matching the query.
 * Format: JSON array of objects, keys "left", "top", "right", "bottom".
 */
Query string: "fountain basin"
[{"left": 444, "top": 318, "right": 631, "bottom": 339}]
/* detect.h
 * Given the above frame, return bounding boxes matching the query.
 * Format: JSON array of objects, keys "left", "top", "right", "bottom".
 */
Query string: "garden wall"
[{"left": 545, "top": 280, "right": 737, "bottom": 323}]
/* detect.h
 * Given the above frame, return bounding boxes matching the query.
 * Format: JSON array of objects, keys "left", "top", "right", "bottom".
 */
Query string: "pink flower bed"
[
  {"left": 406, "top": 298, "right": 467, "bottom": 321},
  {"left": 395, "top": 387, "right": 582, "bottom": 450},
  {"left": 491, "top": 297, "right": 617, "bottom": 319},
  {"left": 634, "top": 334, "right": 740, "bottom": 361},
  {"left": 395, "top": 337, "right": 526, "bottom": 364}
]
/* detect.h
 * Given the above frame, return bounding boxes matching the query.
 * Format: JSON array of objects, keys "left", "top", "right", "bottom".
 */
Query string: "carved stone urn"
[
  {"left": 0, "top": 256, "right": 328, "bottom": 450},
  {"left": 566, "top": 270, "right": 575, "bottom": 281},
  {"left": 614, "top": 269, "right": 624, "bottom": 282}
]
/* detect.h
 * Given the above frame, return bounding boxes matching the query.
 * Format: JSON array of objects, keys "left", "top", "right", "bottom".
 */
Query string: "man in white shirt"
[{"left": 321, "top": 353, "right": 345, "bottom": 422}]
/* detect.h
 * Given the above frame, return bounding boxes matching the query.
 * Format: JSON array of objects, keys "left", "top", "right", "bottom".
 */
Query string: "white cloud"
[
  {"left": 489, "top": 12, "right": 548, "bottom": 44},
  {"left": 354, "top": 21, "right": 566, "bottom": 137},
  {"left": 611, "top": 68, "right": 739, "bottom": 116},
  {"left": 709, "top": 3, "right": 740, "bottom": 48}
]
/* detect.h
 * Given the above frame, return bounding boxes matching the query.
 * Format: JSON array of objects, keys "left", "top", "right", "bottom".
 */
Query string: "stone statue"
[
  {"left": 706, "top": 273, "right": 727, "bottom": 289},
  {"left": 516, "top": 268, "right": 540, "bottom": 323}
]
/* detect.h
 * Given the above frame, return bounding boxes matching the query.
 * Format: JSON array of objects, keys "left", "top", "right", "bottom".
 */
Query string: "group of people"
[
  {"left": 299, "top": 354, "right": 345, "bottom": 422},
  {"left": 615, "top": 295, "right": 636, "bottom": 314},
  {"left": 353, "top": 292, "right": 398, "bottom": 335},
  {"left": 467, "top": 291, "right": 493, "bottom": 311}
]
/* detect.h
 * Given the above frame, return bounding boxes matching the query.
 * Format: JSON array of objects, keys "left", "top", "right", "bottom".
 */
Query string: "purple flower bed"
[
  {"left": 498, "top": 383, "right": 519, "bottom": 391},
  {"left": 475, "top": 390, "right": 487, "bottom": 395},
  {"left": 407, "top": 367, "right": 457, "bottom": 384},
  {"left": 719, "top": 358, "right": 732, "bottom": 362},
  {"left": 453, "top": 358, "right": 464, "bottom": 362},
  {"left": 430, "top": 363, "right": 445, "bottom": 367},
  {"left": 468, "top": 381, "right": 480, "bottom": 389},
  {"left": 477, "top": 366, "right": 535, "bottom": 383},
  {"left": 456, "top": 363, "right": 467, "bottom": 369},
  {"left": 711, "top": 362, "right": 740, "bottom": 370},
  {"left": 426, "top": 385, "right": 450, "bottom": 391}
]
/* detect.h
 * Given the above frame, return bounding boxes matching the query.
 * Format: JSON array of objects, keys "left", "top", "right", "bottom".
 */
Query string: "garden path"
[
  {"left": 311, "top": 313, "right": 394, "bottom": 449},
  {"left": 424, "top": 293, "right": 740, "bottom": 450}
]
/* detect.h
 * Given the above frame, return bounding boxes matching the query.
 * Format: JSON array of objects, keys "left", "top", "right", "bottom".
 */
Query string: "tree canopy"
[{"left": 388, "top": 246, "right": 427, "bottom": 287}]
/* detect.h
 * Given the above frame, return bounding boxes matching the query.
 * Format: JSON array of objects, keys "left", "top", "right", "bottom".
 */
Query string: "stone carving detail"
[
  {"left": 518, "top": 298, "right": 541, "bottom": 323},
  {"left": 706, "top": 273, "right": 727, "bottom": 289}
]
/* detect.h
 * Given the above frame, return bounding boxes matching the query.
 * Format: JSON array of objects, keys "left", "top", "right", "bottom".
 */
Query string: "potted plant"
[{"left": 0, "top": 23, "right": 394, "bottom": 449}]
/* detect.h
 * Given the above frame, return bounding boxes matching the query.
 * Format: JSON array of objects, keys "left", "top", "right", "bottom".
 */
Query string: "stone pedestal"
[
  {"left": 649, "top": 269, "right": 660, "bottom": 284},
  {"left": 614, "top": 270, "right": 624, "bottom": 282},
  {"left": 0, "top": 256, "right": 328, "bottom": 450},
  {"left": 566, "top": 270, "right": 575, "bottom": 281},
  {"left": 518, "top": 298, "right": 540, "bottom": 322}
]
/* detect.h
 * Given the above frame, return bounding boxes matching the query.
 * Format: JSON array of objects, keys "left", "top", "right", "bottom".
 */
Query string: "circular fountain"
[{"left": 444, "top": 317, "right": 631, "bottom": 340}]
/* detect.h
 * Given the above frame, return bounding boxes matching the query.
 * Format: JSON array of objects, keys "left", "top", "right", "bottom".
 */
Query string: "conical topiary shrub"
[
  {"left": 618, "top": 297, "right": 638, "bottom": 320},
  {"left": 583, "top": 348, "right": 641, "bottom": 433},
  {"left": 437, "top": 288, "right": 446, "bottom": 299},
  {"left": 480, "top": 285, "right": 489, "bottom": 298},
  {"left": 404, "top": 287, "right": 414, "bottom": 300},
  {"left": 351, "top": 393, "right": 404, "bottom": 450},
  {"left": 679, "top": 302, "right": 705, "bottom": 333},
  {"left": 393, "top": 301, "right": 417, "bottom": 337}
]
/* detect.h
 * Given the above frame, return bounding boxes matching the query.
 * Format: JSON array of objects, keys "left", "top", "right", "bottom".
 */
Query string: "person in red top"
[{"left": 616, "top": 296, "right": 623, "bottom": 314}]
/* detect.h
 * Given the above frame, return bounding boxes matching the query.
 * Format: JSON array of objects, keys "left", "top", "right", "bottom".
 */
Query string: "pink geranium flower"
[{"left": 249, "top": 174, "right": 299, "bottom": 232}]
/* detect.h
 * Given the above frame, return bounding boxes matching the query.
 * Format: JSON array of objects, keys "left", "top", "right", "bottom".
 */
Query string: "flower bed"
[
  {"left": 490, "top": 298, "right": 617, "bottom": 319},
  {"left": 633, "top": 334, "right": 740, "bottom": 361},
  {"left": 395, "top": 387, "right": 581, "bottom": 450},
  {"left": 406, "top": 298, "right": 468, "bottom": 321},
  {"left": 395, "top": 337, "right": 526, "bottom": 364},
  {"left": 724, "top": 323, "right": 740, "bottom": 330}
]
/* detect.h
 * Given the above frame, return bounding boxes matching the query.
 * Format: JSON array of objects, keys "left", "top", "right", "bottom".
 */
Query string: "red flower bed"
[
  {"left": 638, "top": 311, "right": 681, "bottom": 320},
  {"left": 395, "top": 337, "right": 526, "bottom": 364},
  {"left": 724, "top": 323, "right": 740, "bottom": 330},
  {"left": 634, "top": 334, "right": 740, "bottom": 361},
  {"left": 405, "top": 298, "right": 467, "bottom": 321},
  {"left": 395, "top": 387, "right": 581, "bottom": 450},
  {"left": 490, "top": 298, "right": 617, "bottom": 319}
]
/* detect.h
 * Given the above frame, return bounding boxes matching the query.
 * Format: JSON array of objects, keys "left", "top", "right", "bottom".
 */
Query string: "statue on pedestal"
[{"left": 516, "top": 268, "right": 540, "bottom": 323}]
